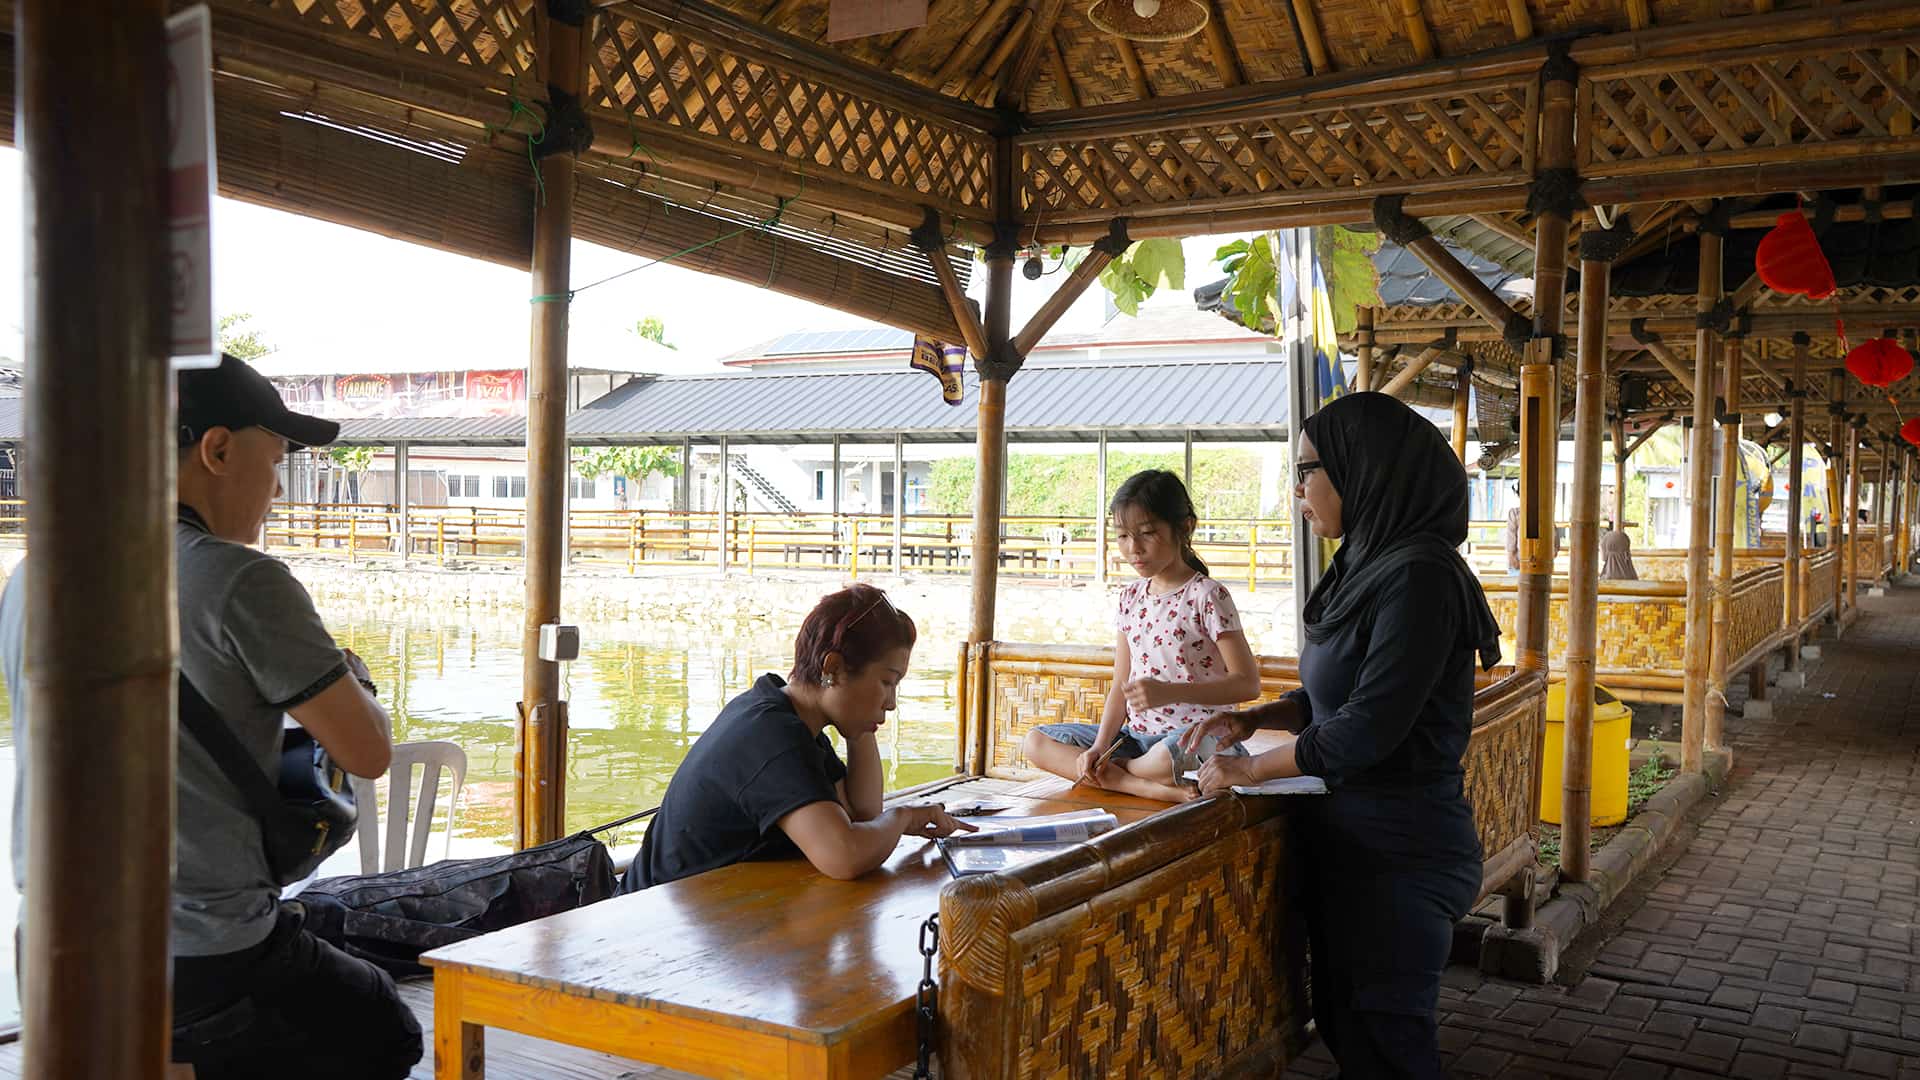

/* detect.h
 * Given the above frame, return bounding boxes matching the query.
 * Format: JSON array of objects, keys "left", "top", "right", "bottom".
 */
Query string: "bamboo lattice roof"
[{"left": 0, "top": 0, "right": 1915, "bottom": 444}]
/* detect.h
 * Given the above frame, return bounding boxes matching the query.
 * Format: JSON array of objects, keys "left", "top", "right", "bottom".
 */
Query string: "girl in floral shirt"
[{"left": 1020, "top": 470, "right": 1261, "bottom": 801}]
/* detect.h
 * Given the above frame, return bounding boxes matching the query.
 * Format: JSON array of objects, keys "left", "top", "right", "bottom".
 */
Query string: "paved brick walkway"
[{"left": 1289, "top": 578, "right": 1920, "bottom": 1079}]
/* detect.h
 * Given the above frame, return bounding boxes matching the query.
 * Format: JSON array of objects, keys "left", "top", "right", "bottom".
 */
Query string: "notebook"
[{"left": 1180, "top": 771, "right": 1329, "bottom": 796}]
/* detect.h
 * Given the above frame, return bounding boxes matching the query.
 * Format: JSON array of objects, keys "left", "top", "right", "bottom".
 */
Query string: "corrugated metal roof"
[
  {"left": 0, "top": 362, "right": 1288, "bottom": 445},
  {"left": 567, "top": 359, "right": 1287, "bottom": 444}
]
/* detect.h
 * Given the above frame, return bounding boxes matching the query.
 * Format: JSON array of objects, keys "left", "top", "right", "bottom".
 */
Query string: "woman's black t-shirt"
[{"left": 620, "top": 673, "right": 848, "bottom": 892}]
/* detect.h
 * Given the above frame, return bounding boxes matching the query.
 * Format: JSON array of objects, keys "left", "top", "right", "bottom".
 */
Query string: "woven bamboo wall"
[
  {"left": 1801, "top": 549, "right": 1838, "bottom": 624},
  {"left": 1485, "top": 584, "right": 1691, "bottom": 678},
  {"left": 938, "top": 809, "right": 1307, "bottom": 1079},
  {"left": 977, "top": 644, "right": 1297, "bottom": 778},
  {"left": 1728, "top": 565, "right": 1788, "bottom": 669}
]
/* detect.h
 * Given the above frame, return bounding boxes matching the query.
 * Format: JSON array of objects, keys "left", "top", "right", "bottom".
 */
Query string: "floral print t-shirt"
[{"left": 1114, "top": 573, "right": 1243, "bottom": 737}]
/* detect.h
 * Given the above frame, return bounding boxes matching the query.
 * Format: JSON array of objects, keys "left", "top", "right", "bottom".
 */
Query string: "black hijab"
[{"left": 1300, "top": 392, "right": 1502, "bottom": 670}]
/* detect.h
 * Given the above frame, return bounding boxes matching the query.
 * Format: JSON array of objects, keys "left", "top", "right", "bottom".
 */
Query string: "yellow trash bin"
[{"left": 1539, "top": 681, "right": 1633, "bottom": 827}]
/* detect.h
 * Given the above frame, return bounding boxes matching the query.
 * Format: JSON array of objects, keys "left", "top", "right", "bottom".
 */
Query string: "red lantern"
[
  {"left": 1755, "top": 211, "right": 1836, "bottom": 300},
  {"left": 1904, "top": 418, "right": 1920, "bottom": 449},
  {"left": 1844, "top": 338, "right": 1915, "bottom": 388}
]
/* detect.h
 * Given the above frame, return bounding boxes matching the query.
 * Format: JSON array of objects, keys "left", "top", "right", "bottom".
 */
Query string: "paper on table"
[
  {"left": 940, "top": 808, "right": 1119, "bottom": 846},
  {"left": 1181, "top": 771, "right": 1329, "bottom": 796}
]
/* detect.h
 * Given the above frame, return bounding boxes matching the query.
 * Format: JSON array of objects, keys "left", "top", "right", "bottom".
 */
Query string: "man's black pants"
[{"left": 171, "top": 901, "right": 422, "bottom": 1080}]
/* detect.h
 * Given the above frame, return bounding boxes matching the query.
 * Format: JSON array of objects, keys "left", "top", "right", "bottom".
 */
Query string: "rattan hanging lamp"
[{"left": 1086, "top": 0, "right": 1208, "bottom": 43}]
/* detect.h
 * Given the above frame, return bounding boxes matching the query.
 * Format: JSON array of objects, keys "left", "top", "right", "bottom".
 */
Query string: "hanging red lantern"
[
  {"left": 1755, "top": 211, "right": 1836, "bottom": 300},
  {"left": 1903, "top": 418, "right": 1920, "bottom": 448},
  {"left": 1845, "top": 338, "right": 1915, "bottom": 388}
]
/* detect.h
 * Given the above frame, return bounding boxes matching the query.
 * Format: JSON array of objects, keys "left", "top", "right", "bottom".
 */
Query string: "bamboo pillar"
[
  {"left": 969, "top": 221, "right": 1017, "bottom": 644},
  {"left": 1706, "top": 330, "right": 1744, "bottom": 751},
  {"left": 1516, "top": 54, "right": 1577, "bottom": 678},
  {"left": 1680, "top": 223, "right": 1723, "bottom": 775},
  {"left": 1845, "top": 422, "right": 1861, "bottom": 624},
  {"left": 1610, "top": 412, "right": 1628, "bottom": 531},
  {"left": 1785, "top": 333, "right": 1808, "bottom": 667},
  {"left": 1356, "top": 307, "right": 1377, "bottom": 391},
  {"left": 1452, "top": 362, "right": 1472, "bottom": 463},
  {"left": 1562, "top": 230, "right": 1619, "bottom": 882},
  {"left": 518, "top": 5, "right": 584, "bottom": 849},
  {"left": 19, "top": 2, "right": 173, "bottom": 1073}
]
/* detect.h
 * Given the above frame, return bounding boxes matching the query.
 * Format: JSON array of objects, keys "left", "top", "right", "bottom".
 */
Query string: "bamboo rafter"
[
  {"left": 1581, "top": 36, "right": 1920, "bottom": 180},
  {"left": 590, "top": 8, "right": 996, "bottom": 211},
  {"left": 1017, "top": 73, "right": 1537, "bottom": 215}
]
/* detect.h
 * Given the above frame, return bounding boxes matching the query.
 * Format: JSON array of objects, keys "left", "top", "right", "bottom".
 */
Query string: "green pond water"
[
  {"left": 322, "top": 609, "right": 966, "bottom": 851},
  {"left": 0, "top": 607, "right": 967, "bottom": 1026}
]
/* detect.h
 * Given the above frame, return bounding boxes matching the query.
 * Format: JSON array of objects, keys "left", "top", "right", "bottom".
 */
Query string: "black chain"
[{"left": 913, "top": 913, "right": 940, "bottom": 1079}]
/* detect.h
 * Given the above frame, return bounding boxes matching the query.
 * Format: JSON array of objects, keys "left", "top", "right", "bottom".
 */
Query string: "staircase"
[{"left": 730, "top": 456, "right": 801, "bottom": 515}]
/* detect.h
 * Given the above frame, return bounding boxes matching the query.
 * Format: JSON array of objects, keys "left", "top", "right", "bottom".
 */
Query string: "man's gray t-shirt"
[{"left": 2, "top": 516, "right": 349, "bottom": 957}]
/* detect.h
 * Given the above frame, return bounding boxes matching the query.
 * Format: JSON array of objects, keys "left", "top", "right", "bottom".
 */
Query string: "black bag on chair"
[{"left": 296, "top": 826, "right": 625, "bottom": 977}]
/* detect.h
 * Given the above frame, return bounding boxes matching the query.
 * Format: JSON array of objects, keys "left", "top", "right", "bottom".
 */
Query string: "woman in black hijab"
[{"left": 1183, "top": 391, "right": 1502, "bottom": 1079}]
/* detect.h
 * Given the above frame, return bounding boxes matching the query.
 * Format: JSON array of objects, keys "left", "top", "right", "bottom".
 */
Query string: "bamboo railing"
[{"left": 257, "top": 502, "right": 1302, "bottom": 588}]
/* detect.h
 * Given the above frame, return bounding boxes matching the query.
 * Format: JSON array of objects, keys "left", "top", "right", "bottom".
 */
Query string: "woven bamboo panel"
[
  {"left": 1485, "top": 589, "right": 1689, "bottom": 677},
  {"left": 1728, "top": 565, "right": 1785, "bottom": 661},
  {"left": 1802, "top": 549, "right": 1838, "bottom": 619},
  {"left": 1218, "top": 0, "right": 1311, "bottom": 85},
  {"left": 1003, "top": 821, "right": 1305, "bottom": 1078},
  {"left": 1019, "top": 73, "right": 1536, "bottom": 214},
  {"left": 240, "top": 0, "right": 534, "bottom": 78},
  {"left": 1461, "top": 688, "right": 1540, "bottom": 864},
  {"left": 1632, "top": 552, "right": 1782, "bottom": 583},
  {"left": 1582, "top": 37, "right": 1920, "bottom": 178},
  {"left": 984, "top": 662, "right": 1294, "bottom": 775},
  {"left": 1853, "top": 540, "right": 1886, "bottom": 578},
  {"left": 589, "top": 8, "right": 995, "bottom": 210}
]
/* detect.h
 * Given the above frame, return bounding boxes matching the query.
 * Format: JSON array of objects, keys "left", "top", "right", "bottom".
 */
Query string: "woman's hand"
[
  {"left": 1196, "top": 754, "right": 1257, "bottom": 796},
  {"left": 899, "top": 803, "right": 976, "bottom": 839},
  {"left": 1123, "top": 678, "right": 1176, "bottom": 712},
  {"left": 1176, "top": 710, "right": 1258, "bottom": 756}
]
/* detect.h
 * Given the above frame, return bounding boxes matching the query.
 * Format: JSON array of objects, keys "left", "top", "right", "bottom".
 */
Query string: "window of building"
[
  {"left": 449, "top": 474, "right": 480, "bottom": 498},
  {"left": 492, "top": 475, "right": 509, "bottom": 499},
  {"left": 814, "top": 469, "right": 827, "bottom": 501},
  {"left": 569, "top": 476, "right": 596, "bottom": 500}
]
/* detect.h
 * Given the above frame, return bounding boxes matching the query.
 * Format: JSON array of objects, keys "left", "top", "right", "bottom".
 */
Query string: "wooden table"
[{"left": 424, "top": 790, "right": 1161, "bottom": 1079}]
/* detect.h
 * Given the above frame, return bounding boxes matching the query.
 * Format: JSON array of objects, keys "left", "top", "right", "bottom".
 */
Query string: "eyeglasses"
[{"left": 1294, "top": 460, "right": 1325, "bottom": 486}]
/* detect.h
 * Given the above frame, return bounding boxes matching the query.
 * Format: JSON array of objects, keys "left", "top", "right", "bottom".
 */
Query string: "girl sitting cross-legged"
[{"left": 1019, "top": 469, "right": 1262, "bottom": 802}]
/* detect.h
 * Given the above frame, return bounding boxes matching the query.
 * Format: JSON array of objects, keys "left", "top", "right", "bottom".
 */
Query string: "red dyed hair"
[{"left": 789, "top": 584, "right": 917, "bottom": 686}]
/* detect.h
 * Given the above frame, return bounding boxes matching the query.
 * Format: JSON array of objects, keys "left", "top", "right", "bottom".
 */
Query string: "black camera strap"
[{"left": 177, "top": 673, "right": 287, "bottom": 828}]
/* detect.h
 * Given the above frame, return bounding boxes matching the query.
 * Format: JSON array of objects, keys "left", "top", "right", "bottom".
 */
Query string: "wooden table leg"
[{"left": 435, "top": 970, "right": 485, "bottom": 1079}]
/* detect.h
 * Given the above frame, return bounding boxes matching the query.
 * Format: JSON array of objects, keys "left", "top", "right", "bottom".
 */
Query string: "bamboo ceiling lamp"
[{"left": 1085, "top": 0, "right": 1208, "bottom": 42}]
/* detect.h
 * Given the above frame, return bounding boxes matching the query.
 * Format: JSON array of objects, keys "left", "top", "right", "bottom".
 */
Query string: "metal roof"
[
  {"left": 0, "top": 362, "right": 1288, "bottom": 447},
  {"left": 566, "top": 359, "right": 1288, "bottom": 444}
]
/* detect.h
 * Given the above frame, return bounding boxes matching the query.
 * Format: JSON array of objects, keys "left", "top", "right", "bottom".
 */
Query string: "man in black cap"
[{"left": 0, "top": 354, "right": 420, "bottom": 1078}]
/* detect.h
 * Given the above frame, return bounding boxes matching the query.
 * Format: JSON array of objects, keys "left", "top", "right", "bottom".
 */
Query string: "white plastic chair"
[
  {"left": 350, "top": 740, "right": 467, "bottom": 875},
  {"left": 1042, "top": 526, "right": 1072, "bottom": 575}
]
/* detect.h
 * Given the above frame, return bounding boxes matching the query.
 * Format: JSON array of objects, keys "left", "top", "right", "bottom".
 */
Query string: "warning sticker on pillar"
[{"left": 166, "top": 5, "right": 218, "bottom": 370}]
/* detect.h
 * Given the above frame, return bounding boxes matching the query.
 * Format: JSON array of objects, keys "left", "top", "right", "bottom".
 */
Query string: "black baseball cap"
[{"left": 178, "top": 352, "right": 339, "bottom": 451}]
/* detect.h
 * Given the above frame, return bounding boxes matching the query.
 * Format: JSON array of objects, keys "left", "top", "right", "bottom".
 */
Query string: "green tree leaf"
[
  {"left": 633, "top": 316, "right": 675, "bottom": 349},
  {"left": 1128, "top": 238, "right": 1186, "bottom": 291},
  {"left": 218, "top": 313, "right": 272, "bottom": 362}
]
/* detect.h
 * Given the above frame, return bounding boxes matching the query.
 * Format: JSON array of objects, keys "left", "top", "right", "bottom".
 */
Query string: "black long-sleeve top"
[{"left": 1291, "top": 563, "right": 1477, "bottom": 787}]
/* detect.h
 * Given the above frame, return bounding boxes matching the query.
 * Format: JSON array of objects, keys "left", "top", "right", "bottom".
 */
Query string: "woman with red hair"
[{"left": 619, "top": 584, "right": 971, "bottom": 891}]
